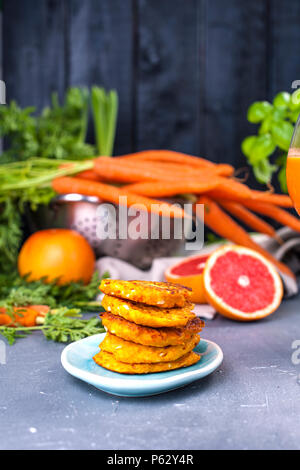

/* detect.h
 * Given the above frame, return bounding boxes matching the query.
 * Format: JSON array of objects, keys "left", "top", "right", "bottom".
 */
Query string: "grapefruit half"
[
  {"left": 165, "top": 253, "right": 210, "bottom": 303},
  {"left": 203, "top": 245, "right": 283, "bottom": 321}
]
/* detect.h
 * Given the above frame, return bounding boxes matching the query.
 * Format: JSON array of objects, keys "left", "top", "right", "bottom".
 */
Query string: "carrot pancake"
[
  {"left": 100, "top": 279, "right": 192, "bottom": 308},
  {"left": 100, "top": 332, "right": 200, "bottom": 363},
  {"left": 101, "top": 312, "right": 204, "bottom": 347},
  {"left": 93, "top": 350, "right": 201, "bottom": 374},
  {"left": 101, "top": 294, "right": 196, "bottom": 328}
]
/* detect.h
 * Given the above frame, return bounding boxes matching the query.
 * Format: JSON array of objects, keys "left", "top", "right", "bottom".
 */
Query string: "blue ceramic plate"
[{"left": 61, "top": 333, "right": 223, "bottom": 397}]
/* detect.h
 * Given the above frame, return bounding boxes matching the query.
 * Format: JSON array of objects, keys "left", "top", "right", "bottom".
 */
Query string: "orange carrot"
[
  {"left": 208, "top": 179, "right": 253, "bottom": 201},
  {"left": 249, "top": 190, "right": 293, "bottom": 208},
  {"left": 207, "top": 188, "right": 293, "bottom": 207},
  {"left": 52, "top": 176, "right": 189, "bottom": 219},
  {"left": 197, "top": 196, "right": 295, "bottom": 279},
  {"left": 93, "top": 157, "right": 172, "bottom": 183},
  {"left": 140, "top": 161, "right": 233, "bottom": 178},
  {"left": 124, "top": 180, "right": 219, "bottom": 197},
  {"left": 77, "top": 170, "right": 103, "bottom": 181},
  {"left": 242, "top": 200, "right": 300, "bottom": 232},
  {"left": 119, "top": 150, "right": 217, "bottom": 168},
  {"left": 146, "top": 161, "right": 233, "bottom": 177},
  {"left": 128, "top": 161, "right": 209, "bottom": 178},
  {"left": 120, "top": 151, "right": 234, "bottom": 176},
  {"left": 212, "top": 164, "right": 235, "bottom": 177},
  {"left": 93, "top": 156, "right": 222, "bottom": 183},
  {"left": 219, "top": 200, "right": 277, "bottom": 239}
]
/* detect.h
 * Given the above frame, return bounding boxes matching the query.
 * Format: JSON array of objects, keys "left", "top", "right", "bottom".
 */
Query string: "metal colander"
[{"left": 26, "top": 194, "right": 189, "bottom": 269}]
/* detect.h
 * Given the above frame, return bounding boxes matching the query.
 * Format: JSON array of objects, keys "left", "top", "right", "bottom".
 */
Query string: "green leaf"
[
  {"left": 0, "top": 270, "right": 106, "bottom": 311},
  {"left": 247, "top": 101, "right": 272, "bottom": 123},
  {"left": 288, "top": 109, "right": 300, "bottom": 124},
  {"left": 289, "top": 89, "right": 300, "bottom": 111},
  {"left": 242, "top": 90, "right": 297, "bottom": 187},
  {"left": 91, "top": 87, "right": 119, "bottom": 156},
  {"left": 42, "top": 307, "right": 105, "bottom": 343},
  {"left": 105, "top": 90, "right": 119, "bottom": 157},
  {"left": 278, "top": 166, "right": 288, "bottom": 193},
  {"left": 273, "top": 92, "right": 291, "bottom": 109},
  {"left": 91, "top": 87, "right": 107, "bottom": 155},
  {"left": 275, "top": 153, "right": 288, "bottom": 193},
  {"left": 271, "top": 108, "right": 287, "bottom": 122},
  {"left": 271, "top": 121, "right": 294, "bottom": 151},
  {"left": 248, "top": 134, "right": 276, "bottom": 165},
  {"left": 259, "top": 115, "right": 273, "bottom": 134},
  {"left": 0, "top": 328, "right": 17, "bottom": 345},
  {"left": 253, "top": 159, "right": 277, "bottom": 184},
  {"left": 241, "top": 136, "right": 257, "bottom": 157},
  {"left": 0, "top": 199, "right": 22, "bottom": 273},
  {"left": 0, "top": 327, "right": 30, "bottom": 345}
]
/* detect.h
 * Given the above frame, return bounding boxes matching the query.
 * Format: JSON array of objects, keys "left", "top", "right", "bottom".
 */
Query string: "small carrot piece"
[
  {"left": 29, "top": 305, "right": 50, "bottom": 316},
  {"left": 124, "top": 180, "right": 219, "bottom": 197},
  {"left": 197, "top": 196, "right": 295, "bottom": 279},
  {"left": 52, "top": 176, "right": 189, "bottom": 219},
  {"left": 218, "top": 200, "right": 277, "bottom": 239},
  {"left": 242, "top": 200, "right": 300, "bottom": 232},
  {"left": 0, "top": 305, "right": 48, "bottom": 327}
]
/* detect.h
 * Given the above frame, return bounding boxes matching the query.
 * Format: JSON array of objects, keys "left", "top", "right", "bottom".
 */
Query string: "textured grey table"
[{"left": 1, "top": 296, "right": 300, "bottom": 450}]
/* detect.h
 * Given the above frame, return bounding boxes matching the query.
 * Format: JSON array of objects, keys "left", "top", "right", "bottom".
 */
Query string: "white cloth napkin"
[{"left": 96, "top": 256, "right": 217, "bottom": 320}]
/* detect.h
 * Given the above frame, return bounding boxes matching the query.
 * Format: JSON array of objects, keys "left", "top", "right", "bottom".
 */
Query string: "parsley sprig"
[
  {"left": 0, "top": 271, "right": 108, "bottom": 311},
  {"left": 0, "top": 271, "right": 108, "bottom": 345},
  {"left": 0, "top": 88, "right": 94, "bottom": 163},
  {"left": 0, "top": 307, "right": 105, "bottom": 345}
]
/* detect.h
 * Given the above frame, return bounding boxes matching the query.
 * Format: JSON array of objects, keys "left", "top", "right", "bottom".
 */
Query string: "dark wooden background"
[{"left": 3, "top": 0, "right": 300, "bottom": 167}]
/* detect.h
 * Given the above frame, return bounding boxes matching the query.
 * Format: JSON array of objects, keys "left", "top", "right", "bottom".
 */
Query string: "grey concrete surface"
[{"left": 1, "top": 296, "right": 300, "bottom": 450}]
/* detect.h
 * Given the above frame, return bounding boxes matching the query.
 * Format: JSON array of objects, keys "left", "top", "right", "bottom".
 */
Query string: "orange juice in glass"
[{"left": 287, "top": 120, "right": 300, "bottom": 215}]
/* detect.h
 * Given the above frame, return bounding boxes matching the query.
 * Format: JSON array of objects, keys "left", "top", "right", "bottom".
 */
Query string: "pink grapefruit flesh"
[{"left": 203, "top": 245, "right": 283, "bottom": 321}]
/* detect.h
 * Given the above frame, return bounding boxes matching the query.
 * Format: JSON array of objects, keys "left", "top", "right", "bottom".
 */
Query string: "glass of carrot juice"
[{"left": 287, "top": 120, "right": 300, "bottom": 215}]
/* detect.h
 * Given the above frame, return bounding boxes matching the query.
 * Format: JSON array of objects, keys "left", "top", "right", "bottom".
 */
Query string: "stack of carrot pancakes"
[{"left": 93, "top": 280, "right": 204, "bottom": 374}]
